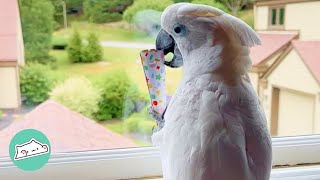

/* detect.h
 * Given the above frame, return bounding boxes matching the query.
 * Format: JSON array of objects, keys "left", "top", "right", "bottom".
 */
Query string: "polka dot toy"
[{"left": 140, "top": 49, "right": 167, "bottom": 116}]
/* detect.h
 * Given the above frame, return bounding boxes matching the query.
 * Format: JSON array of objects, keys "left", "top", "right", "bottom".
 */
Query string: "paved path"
[{"left": 101, "top": 41, "right": 154, "bottom": 49}]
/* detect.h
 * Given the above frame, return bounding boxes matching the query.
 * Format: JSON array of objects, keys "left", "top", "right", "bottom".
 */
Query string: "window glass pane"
[
  {"left": 271, "top": 8, "right": 277, "bottom": 25},
  {"left": 279, "top": 8, "right": 285, "bottom": 25},
  {"left": 0, "top": 0, "right": 318, "bottom": 161}
]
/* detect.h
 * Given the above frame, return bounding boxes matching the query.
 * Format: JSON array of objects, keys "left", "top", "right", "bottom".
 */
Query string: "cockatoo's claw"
[{"left": 148, "top": 106, "right": 165, "bottom": 132}]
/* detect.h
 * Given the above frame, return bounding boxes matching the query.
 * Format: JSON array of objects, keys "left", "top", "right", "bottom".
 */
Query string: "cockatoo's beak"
[{"left": 156, "top": 29, "right": 183, "bottom": 68}]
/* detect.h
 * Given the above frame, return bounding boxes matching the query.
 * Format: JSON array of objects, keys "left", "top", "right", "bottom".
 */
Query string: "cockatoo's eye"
[{"left": 173, "top": 24, "right": 187, "bottom": 36}]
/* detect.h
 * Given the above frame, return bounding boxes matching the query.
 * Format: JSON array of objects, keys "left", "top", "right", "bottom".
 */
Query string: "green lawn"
[
  {"left": 54, "top": 21, "right": 155, "bottom": 43},
  {"left": 50, "top": 47, "right": 182, "bottom": 95}
]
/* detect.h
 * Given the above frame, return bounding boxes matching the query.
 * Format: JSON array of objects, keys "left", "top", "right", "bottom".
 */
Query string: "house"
[
  {"left": 261, "top": 41, "right": 320, "bottom": 136},
  {"left": 0, "top": 100, "right": 136, "bottom": 156},
  {"left": 250, "top": 0, "right": 320, "bottom": 136},
  {"left": 0, "top": 0, "right": 24, "bottom": 109},
  {"left": 254, "top": 0, "right": 320, "bottom": 40}
]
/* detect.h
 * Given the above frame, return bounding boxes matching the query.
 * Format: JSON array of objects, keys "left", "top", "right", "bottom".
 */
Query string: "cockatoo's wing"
[{"left": 197, "top": 88, "right": 271, "bottom": 180}]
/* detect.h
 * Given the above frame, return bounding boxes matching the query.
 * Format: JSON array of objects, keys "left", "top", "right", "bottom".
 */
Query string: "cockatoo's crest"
[{"left": 177, "top": 3, "right": 261, "bottom": 47}]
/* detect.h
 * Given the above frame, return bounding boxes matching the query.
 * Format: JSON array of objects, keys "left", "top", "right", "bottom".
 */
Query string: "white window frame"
[{"left": 1, "top": 135, "right": 320, "bottom": 179}]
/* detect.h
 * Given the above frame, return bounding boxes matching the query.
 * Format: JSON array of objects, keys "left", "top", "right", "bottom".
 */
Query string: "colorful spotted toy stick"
[{"left": 140, "top": 49, "right": 167, "bottom": 116}]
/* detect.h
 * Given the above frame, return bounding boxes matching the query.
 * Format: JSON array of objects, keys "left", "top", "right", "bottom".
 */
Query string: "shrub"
[
  {"left": 0, "top": 110, "right": 3, "bottom": 120},
  {"left": 83, "top": 0, "right": 133, "bottom": 23},
  {"left": 82, "top": 33, "right": 103, "bottom": 62},
  {"left": 124, "top": 107, "right": 156, "bottom": 134},
  {"left": 94, "top": 70, "right": 141, "bottom": 121},
  {"left": 51, "top": 36, "right": 68, "bottom": 50},
  {"left": 20, "top": 63, "right": 53, "bottom": 106},
  {"left": 192, "top": 0, "right": 229, "bottom": 12},
  {"left": 19, "top": 0, "right": 55, "bottom": 63},
  {"left": 67, "top": 30, "right": 83, "bottom": 62},
  {"left": 50, "top": 77, "right": 101, "bottom": 118},
  {"left": 123, "top": 0, "right": 173, "bottom": 23}
]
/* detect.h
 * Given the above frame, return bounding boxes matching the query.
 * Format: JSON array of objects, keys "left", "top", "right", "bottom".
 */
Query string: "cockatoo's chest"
[{"left": 163, "top": 81, "right": 203, "bottom": 144}]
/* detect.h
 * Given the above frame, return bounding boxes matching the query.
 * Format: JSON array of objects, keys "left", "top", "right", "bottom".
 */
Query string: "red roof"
[
  {"left": 0, "top": 0, "right": 19, "bottom": 61},
  {"left": 0, "top": 100, "right": 136, "bottom": 157},
  {"left": 251, "top": 32, "right": 298, "bottom": 66},
  {"left": 292, "top": 40, "right": 320, "bottom": 83}
]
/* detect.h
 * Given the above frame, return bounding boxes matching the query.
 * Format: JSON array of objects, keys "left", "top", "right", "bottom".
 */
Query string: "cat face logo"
[{"left": 14, "top": 138, "right": 49, "bottom": 161}]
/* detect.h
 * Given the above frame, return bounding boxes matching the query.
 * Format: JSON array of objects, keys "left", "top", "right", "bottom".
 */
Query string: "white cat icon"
[{"left": 14, "top": 138, "right": 49, "bottom": 161}]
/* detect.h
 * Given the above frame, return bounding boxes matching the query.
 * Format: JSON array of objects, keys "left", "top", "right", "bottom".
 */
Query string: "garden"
[{"left": 17, "top": 0, "right": 254, "bottom": 146}]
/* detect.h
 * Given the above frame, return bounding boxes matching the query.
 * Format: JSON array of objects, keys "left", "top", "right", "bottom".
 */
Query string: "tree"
[
  {"left": 19, "top": 0, "right": 55, "bottom": 63},
  {"left": 192, "top": 0, "right": 229, "bottom": 12},
  {"left": 82, "top": 33, "right": 103, "bottom": 62},
  {"left": 67, "top": 30, "right": 83, "bottom": 63},
  {"left": 83, "top": 0, "right": 133, "bottom": 23},
  {"left": 123, "top": 0, "right": 173, "bottom": 23},
  {"left": 218, "top": 0, "right": 251, "bottom": 16}
]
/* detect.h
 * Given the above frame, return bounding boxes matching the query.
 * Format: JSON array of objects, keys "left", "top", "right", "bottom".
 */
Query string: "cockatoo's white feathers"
[{"left": 153, "top": 3, "right": 272, "bottom": 180}]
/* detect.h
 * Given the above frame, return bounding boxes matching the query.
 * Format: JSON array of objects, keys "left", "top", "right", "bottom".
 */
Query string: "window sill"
[{"left": 1, "top": 135, "right": 320, "bottom": 179}]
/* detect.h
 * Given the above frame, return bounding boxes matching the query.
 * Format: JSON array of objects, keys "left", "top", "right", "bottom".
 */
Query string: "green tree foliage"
[
  {"left": 192, "top": 0, "right": 229, "bottom": 12},
  {"left": 19, "top": 0, "right": 55, "bottom": 63},
  {"left": 67, "top": 30, "right": 103, "bottom": 63},
  {"left": 67, "top": 30, "right": 83, "bottom": 62},
  {"left": 82, "top": 33, "right": 103, "bottom": 62},
  {"left": 124, "top": 107, "right": 156, "bottom": 134},
  {"left": 50, "top": 77, "right": 101, "bottom": 118},
  {"left": 83, "top": 0, "right": 133, "bottom": 23},
  {"left": 94, "top": 70, "right": 141, "bottom": 121},
  {"left": 20, "top": 64, "right": 54, "bottom": 106},
  {"left": 174, "top": 0, "right": 192, "bottom": 2},
  {"left": 65, "top": 0, "right": 84, "bottom": 9},
  {"left": 123, "top": 0, "right": 173, "bottom": 23},
  {"left": 217, "top": 0, "right": 252, "bottom": 15}
]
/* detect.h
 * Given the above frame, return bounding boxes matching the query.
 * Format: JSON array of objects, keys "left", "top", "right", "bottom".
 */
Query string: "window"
[
  {"left": 269, "top": 7, "right": 285, "bottom": 28},
  {"left": 1, "top": 0, "right": 320, "bottom": 179}
]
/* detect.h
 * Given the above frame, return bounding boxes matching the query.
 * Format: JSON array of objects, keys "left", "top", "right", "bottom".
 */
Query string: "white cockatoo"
[{"left": 148, "top": 3, "right": 272, "bottom": 180}]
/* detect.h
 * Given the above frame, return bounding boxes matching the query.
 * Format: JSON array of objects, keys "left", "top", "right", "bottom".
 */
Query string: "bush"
[
  {"left": 123, "top": 0, "right": 173, "bottom": 23},
  {"left": 0, "top": 110, "right": 3, "bottom": 119},
  {"left": 67, "top": 30, "right": 83, "bottom": 62},
  {"left": 20, "top": 63, "right": 53, "bottom": 106},
  {"left": 82, "top": 33, "right": 103, "bottom": 62},
  {"left": 124, "top": 107, "right": 156, "bottom": 134},
  {"left": 67, "top": 31, "right": 103, "bottom": 63},
  {"left": 192, "top": 0, "right": 229, "bottom": 12},
  {"left": 51, "top": 36, "right": 68, "bottom": 50},
  {"left": 83, "top": 0, "right": 133, "bottom": 23},
  {"left": 19, "top": 0, "right": 55, "bottom": 63},
  {"left": 94, "top": 70, "right": 141, "bottom": 121},
  {"left": 50, "top": 77, "right": 101, "bottom": 118}
]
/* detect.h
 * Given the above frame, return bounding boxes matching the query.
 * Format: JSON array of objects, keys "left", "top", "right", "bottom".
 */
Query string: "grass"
[
  {"left": 54, "top": 21, "right": 155, "bottom": 43},
  {"left": 103, "top": 120, "right": 125, "bottom": 134},
  {"left": 50, "top": 47, "right": 182, "bottom": 95}
]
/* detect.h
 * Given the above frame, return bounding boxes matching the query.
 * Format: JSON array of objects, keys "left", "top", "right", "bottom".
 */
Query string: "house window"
[{"left": 269, "top": 7, "right": 285, "bottom": 28}]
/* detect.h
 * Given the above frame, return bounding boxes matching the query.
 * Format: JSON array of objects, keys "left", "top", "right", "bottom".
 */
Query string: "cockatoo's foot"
[{"left": 148, "top": 106, "right": 165, "bottom": 133}]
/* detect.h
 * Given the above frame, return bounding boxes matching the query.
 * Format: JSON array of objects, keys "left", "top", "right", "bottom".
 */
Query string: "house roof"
[
  {"left": 255, "top": 0, "right": 319, "bottom": 6},
  {"left": 251, "top": 31, "right": 298, "bottom": 66},
  {"left": 0, "top": 100, "right": 136, "bottom": 157},
  {"left": 0, "top": 0, "right": 19, "bottom": 62},
  {"left": 292, "top": 40, "right": 320, "bottom": 83}
]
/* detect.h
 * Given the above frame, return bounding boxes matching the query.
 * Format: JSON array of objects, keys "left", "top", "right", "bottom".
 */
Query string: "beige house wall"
[
  {"left": 262, "top": 49, "right": 320, "bottom": 136},
  {"left": 0, "top": 67, "right": 20, "bottom": 109},
  {"left": 254, "top": 6, "right": 269, "bottom": 30},
  {"left": 248, "top": 72, "right": 259, "bottom": 93},
  {"left": 255, "top": 1, "right": 320, "bottom": 40},
  {"left": 285, "top": 1, "right": 320, "bottom": 40}
]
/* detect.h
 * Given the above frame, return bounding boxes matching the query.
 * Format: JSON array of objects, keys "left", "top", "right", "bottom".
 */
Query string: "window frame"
[
  {"left": 1, "top": 135, "right": 320, "bottom": 179},
  {"left": 269, "top": 6, "right": 286, "bottom": 30}
]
